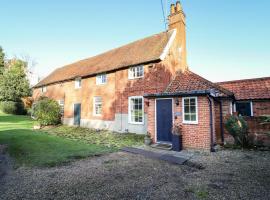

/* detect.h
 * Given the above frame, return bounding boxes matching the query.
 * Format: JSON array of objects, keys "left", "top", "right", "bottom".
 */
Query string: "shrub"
[
  {"left": 33, "top": 97, "right": 61, "bottom": 126},
  {"left": 0, "top": 101, "right": 26, "bottom": 115},
  {"left": 225, "top": 115, "right": 249, "bottom": 148}
]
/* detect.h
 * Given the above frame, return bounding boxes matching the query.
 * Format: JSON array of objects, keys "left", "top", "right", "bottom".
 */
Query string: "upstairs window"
[
  {"left": 58, "top": 100, "right": 64, "bottom": 116},
  {"left": 235, "top": 102, "right": 253, "bottom": 117},
  {"left": 41, "top": 86, "right": 47, "bottom": 93},
  {"left": 75, "top": 78, "right": 81, "bottom": 89},
  {"left": 129, "top": 96, "right": 144, "bottom": 124},
  {"left": 93, "top": 97, "right": 102, "bottom": 116},
  {"left": 96, "top": 74, "right": 107, "bottom": 85},
  {"left": 183, "top": 97, "right": 198, "bottom": 124},
  {"left": 128, "top": 65, "right": 144, "bottom": 79}
]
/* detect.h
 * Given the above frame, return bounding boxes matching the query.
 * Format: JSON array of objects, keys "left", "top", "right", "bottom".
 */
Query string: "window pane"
[
  {"left": 184, "top": 105, "right": 190, "bottom": 113},
  {"left": 236, "top": 102, "right": 251, "bottom": 116},
  {"left": 190, "top": 105, "right": 196, "bottom": 113},
  {"left": 190, "top": 114, "right": 196, "bottom": 121},
  {"left": 184, "top": 114, "right": 190, "bottom": 121}
]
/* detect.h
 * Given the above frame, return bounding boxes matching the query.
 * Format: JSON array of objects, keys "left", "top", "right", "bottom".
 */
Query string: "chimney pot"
[
  {"left": 170, "top": 4, "right": 175, "bottom": 15},
  {"left": 176, "top": 1, "right": 182, "bottom": 12}
]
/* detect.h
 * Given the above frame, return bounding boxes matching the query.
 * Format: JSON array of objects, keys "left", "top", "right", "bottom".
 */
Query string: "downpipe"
[{"left": 207, "top": 95, "right": 215, "bottom": 152}]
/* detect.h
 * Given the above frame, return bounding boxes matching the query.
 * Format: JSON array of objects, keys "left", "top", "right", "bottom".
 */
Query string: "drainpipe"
[
  {"left": 219, "top": 101, "right": 224, "bottom": 144},
  {"left": 207, "top": 95, "right": 215, "bottom": 152}
]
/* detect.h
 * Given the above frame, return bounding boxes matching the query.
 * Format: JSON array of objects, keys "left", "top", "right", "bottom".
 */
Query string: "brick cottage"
[{"left": 33, "top": 2, "right": 270, "bottom": 151}]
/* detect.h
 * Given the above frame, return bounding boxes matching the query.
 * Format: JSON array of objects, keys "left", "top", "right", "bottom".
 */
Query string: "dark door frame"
[
  {"left": 155, "top": 98, "right": 174, "bottom": 144},
  {"left": 74, "top": 103, "right": 81, "bottom": 126}
]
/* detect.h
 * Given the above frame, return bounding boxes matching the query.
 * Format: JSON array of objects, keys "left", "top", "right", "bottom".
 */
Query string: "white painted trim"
[
  {"left": 128, "top": 65, "right": 144, "bottom": 80},
  {"left": 128, "top": 96, "right": 144, "bottom": 125},
  {"left": 230, "top": 101, "right": 233, "bottom": 115},
  {"left": 74, "top": 77, "right": 82, "bottom": 89},
  {"left": 155, "top": 98, "right": 174, "bottom": 143},
  {"left": 159, "top": 29, "right": 177, "bottom": 60},
  {"left": 250, "top": 101, "right": 254, "bottom": 117},
  {"left": 93, "top": 96, "right": 102, "bottom": 117},
  {"left": 182, "top": 97, "right": 199, "bottom": 125}
]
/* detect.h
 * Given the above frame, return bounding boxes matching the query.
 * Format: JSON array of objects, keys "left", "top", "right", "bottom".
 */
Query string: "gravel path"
[{"left": 0, "top": 149, "right": 269, "bottom": 200}]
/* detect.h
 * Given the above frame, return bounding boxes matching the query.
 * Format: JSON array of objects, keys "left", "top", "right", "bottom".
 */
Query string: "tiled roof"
[
  {"left": 165, "top": 70, "right": 233, "bottom": 97},
  {"left": 34, "top": 30, "right": 175, "bottom": 88},
  {"left": 217, "top": 77, "right": 270, "bottom": 100}
]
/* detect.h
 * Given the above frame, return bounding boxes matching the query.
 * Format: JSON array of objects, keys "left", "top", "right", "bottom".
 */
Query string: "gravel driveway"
[{"left": 0, "top": 149, "right": 269, "bottom": 200}]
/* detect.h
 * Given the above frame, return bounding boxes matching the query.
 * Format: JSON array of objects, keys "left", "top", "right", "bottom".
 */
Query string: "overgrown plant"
[
  {"left": 32, "top": 97, "right": 61, "bottom": 126},
  {"left": 225, "top": 115, "right": 249, "bottom": 148}
]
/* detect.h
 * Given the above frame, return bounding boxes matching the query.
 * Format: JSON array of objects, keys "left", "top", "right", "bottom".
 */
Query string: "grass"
[
  {"left": 45, "top": 125, "right": 145, "bottom": 148},
  {"left": 0, "top": 112, "right": 115, "bottom": 167}
]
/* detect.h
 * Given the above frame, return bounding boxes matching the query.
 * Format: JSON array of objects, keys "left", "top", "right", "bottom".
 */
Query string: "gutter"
[
  {"left": 144, "top": 90, "right": 212, "bottom": 98},
  {"left": 207, "top": 95, "right": 215, "bottom": 152}
]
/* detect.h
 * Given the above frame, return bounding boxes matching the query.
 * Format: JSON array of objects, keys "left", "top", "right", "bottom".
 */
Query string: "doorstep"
[{"left": 122, "top": 146, "right": 193, "bottom": 165}]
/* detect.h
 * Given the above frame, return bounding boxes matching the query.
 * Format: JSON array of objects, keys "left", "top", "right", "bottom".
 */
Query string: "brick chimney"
[{"left": 168, "top": 1, "right": 187, "bottom": 71}]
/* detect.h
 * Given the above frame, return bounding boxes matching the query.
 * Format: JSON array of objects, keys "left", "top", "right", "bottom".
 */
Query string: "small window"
[
  {"left": 41, "top": 86, "right": 47, "bottom": 93},
  {"left": 183, "top": 97, "right": 198, "bottom": 124},
  {"left": 128, "top": 65, "right": 144, "bottom": 79},
  {"left": 96, "top": 74, "right": 107, "bottom": 85},
  {"left": 129, "top": 96, "right": 144, "bottom": 124},
  {"left": 236, "top": 102, "right": 253, "bottom": 116},
  {"left": 93, "top": 97, "right": 102, "bottom": 116},
  {"left": 58, "top": 100, "right": 64, "bottom": 116},
  {"left": 75, "top": 78, "right": 81, "bottom": 89}
]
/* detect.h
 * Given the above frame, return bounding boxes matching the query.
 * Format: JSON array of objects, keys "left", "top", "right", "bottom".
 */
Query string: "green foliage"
[
  {"left": 0, "top": 113, "right": 113, "bottom": 167},
  {"left": 0, "top": 46, "right": 5, "bottom": 75},
  {"left": 46, "top": 126, "right": 145, "bottom": 149},
  {"left": 0, "top": 101, "right": 26, "bottom": 115},
  {"left": 33, "top": 97, "right": 61, "bottom": 126},
  {"left": 260, "top": 115, "right": 270, "bottom": 124},
  {"left": 225, "top": 115, "right": 249, "bottom": 147},
  {"left": 0, "top": 59, "right": 31, "bottom": 102}
]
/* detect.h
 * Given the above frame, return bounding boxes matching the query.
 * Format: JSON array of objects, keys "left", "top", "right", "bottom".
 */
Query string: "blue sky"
[{"left": 1, "top": 0, "right": 270, "bottom": 82}]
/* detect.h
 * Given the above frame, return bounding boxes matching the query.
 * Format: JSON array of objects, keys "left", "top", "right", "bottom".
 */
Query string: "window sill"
[
  {"left": 128, "top": 121, "right": 144, "bottom": 125},
  {"left": 182, "top": 121, "right": 198, "bottom": 125},
  {"left": 128, "top": 76, "right": 144, "bottom": 80}
]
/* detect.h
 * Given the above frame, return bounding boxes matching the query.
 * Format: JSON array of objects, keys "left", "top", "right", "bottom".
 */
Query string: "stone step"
[{"left": 151, "top": 143, "right": 172, "bottom": 151}]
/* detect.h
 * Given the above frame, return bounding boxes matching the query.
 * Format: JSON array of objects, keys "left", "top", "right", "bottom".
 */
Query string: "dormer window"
[
  {"left": 75, "top": 78, "right": 81, "bottom": 89},
  {"left": 41, "top": 86, "right": 47, "bottom": 93},
  {"left": 128, "top": 65, "right": 144, "bottom": 79},
  {"left": 96, "top": 74, "right": 107, "bottom": 85}
]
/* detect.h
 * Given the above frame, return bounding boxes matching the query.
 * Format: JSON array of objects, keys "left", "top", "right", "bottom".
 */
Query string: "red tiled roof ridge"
[
  {"left": 217, "top": 76, "right": 270, "bottom": 85},
  {"left": 165, "top": 69, "right": 233, "bottom": 97}
]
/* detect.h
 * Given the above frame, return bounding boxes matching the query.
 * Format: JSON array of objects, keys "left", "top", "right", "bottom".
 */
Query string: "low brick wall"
[{"left": 244, "top": 117, "right": 270, "bottom": 147}]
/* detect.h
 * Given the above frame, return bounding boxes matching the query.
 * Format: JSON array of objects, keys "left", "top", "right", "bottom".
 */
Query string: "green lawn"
[{"left": 0, "top": 112, "right": 114, "bottom": 167}]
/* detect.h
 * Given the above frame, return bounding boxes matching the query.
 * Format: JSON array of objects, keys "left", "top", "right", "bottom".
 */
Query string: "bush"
[
  {"left": 0, "top": 101, "right": 26, "bottom": 115},
  {"left": 33, "top": 97, "right": 61, "bottom": 126},
  {"left": 225, "top": 115, "right": 249, "bottom": 148}
]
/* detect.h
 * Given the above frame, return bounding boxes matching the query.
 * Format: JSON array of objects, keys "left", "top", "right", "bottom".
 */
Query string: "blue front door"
[
  {"left": 156, "top": 99, "right": 173, "bottom": 143},
  {"left": 74, "top": 103, "right": 81, "bottom": 126}
]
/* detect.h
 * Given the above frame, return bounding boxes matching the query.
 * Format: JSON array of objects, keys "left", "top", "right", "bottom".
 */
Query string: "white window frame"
[
  {"left": 58, "top": 99, "right": 64, "bottom": 116},
  {"left": 182, "top": 97, "right": 198, "bottom": 124},
  {"left": 96, "top": 73, "right": 107, "bottom": 85},
  {"left": 235, "top": 101, "right": 253, "bottom": 117},
  {"left": 93, "top": 96, "right": 102, "bottom": 116},
  {"left": 75, "top": 77, "right": 82, "bottom": 89},
  {"left": 128, "top": 65, "right": 144, "bottom": 80},
  {"left": 41, "top": 86, "right": 47, "bottom": 93},
  {"left": 128, "top": 96, "right": 144, "bottom": 125}
]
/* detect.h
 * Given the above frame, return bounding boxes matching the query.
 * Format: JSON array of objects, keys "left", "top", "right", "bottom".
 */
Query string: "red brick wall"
[
  {"left": 253, "top": 101, "right": 270, "bottom": 116},
  {"left": 147, "top": 96, "right": 214, "bottom": 150}
]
